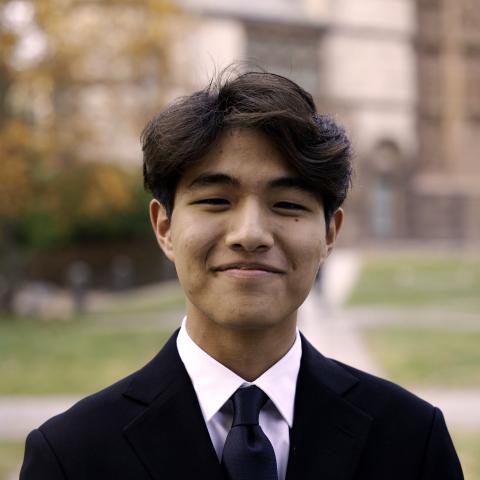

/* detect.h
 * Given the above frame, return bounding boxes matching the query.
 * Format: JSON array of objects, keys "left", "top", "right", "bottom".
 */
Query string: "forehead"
[{"left": 179, "top": 128, "right": 297, "bottom": 188}]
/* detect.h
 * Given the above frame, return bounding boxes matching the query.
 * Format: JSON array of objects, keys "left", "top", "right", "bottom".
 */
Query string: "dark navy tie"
[{"left": 222, "top": 385, "right": 278, "bottom": 480}]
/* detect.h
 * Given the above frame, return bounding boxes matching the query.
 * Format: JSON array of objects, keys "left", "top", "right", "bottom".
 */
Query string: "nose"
[{"left": 225, "top": 199, "right": 274, "bottom": 252}]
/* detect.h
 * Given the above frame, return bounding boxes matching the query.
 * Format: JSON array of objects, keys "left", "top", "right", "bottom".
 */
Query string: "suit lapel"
[
  {"left": 120, "top": 330, "right": 372, "bottom": 480},
  {"left": 122, "top": 330, "right": 225, "bottom": 480},
  {"left": 286, "top": 335, "right": 372, "bottom": 480}
]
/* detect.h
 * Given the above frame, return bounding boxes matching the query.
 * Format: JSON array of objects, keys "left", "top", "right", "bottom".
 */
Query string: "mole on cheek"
[{"left": 294, "top": 218, "right": 299, "bottom": 222}]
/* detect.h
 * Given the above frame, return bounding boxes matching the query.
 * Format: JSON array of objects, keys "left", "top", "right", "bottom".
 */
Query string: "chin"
[
  {"left": 213, "top": 306, "right": 293, "bottom": 332},
  {"left": 222, "top": 319, "right": 277, "bottom": 331}
]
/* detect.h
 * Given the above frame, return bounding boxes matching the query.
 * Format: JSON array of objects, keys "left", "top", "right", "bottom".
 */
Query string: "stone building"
[
  {"left": 27, "top": 0, "right": 476, "bottom": 243},
  {"left": 413, "top": 0, "right": 480, "bottom": 242},
  {"left": 174, "top": 0, "right": 417, "bottom": 242}
]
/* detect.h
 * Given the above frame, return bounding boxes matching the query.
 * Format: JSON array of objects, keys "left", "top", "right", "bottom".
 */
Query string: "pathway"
[
  {"left": 299, "top": 250, "right": 480, "bottom": 432},
  {"left": 298, "top": 249, "right": 383, "bottom": 376},
  {"left": 0, "top": 396, "right": 81, "bottom": 441},
  {"left": 299, "top": 296, "right": 480, "bottom": 430}
]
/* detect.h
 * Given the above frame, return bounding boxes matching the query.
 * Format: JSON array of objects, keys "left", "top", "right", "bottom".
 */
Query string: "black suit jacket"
[{"left": 21, "top": 330, "right": 463, "bottom": 479}]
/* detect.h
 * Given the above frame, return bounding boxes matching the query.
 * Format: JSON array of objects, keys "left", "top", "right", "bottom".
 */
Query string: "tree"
[{"left": 0, "top": 0, "right": 178, "bottom": 314}]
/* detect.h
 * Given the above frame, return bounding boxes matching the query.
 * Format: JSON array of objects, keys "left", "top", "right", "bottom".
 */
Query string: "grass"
[
  {"left": 0, "top": 284, "right": 181, "bottom": 475},
  {"left": 0, "top": 318, "right": 173, "bottom": 395},
  {"left": 452, "top": 431, "right": 480, "bottom": 480},
  {"left": 0, "top": 281, "right": 184, "bottom": 394},
  {"left": 348, "top": 254, "right": 480, "bottom": 311},
  {"left": 364, "top": 326, "right": 480, "bottom": 388},
  {"left": 0, "top": 442, "right": 24, "bottom": 480},
  {"left": 92, "top": 282, "right": 185, "bottom": 317}
]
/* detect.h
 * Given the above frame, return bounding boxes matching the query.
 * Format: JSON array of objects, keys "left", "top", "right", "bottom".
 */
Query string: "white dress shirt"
[{"left": 176, "top": 318, "right": 302, "bottom": 480}]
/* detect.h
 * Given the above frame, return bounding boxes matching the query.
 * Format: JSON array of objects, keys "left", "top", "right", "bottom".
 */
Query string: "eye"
[
  {"left": 274, "top": 201, "right": 306, "bottom": 211},
  {"left": 193, "top": 198, "right": 230, "bottom": 206}
]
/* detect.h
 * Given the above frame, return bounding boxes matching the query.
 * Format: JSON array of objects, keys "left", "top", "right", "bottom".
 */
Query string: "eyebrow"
[
  {"left": 188, "top": 173, "right": 240, "bottom": 189},
  {"left": 268, "top": 176, "right": 314, "bottom": 194},
  {"left": 188, "top": 172, "right": 314, "bottom": 195}
]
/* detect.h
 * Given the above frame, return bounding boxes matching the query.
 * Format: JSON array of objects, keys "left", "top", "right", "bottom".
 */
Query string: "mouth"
[{"left": 214, "top": 263, "right": 285, "bottom": 275}]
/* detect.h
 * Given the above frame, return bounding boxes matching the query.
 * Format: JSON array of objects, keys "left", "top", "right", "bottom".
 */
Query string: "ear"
[
  {"left": 326, "top": 208, "right": 344, "bottom": 256},
  {"left": 149, "top": 199, "right": 175, "bottom": 263}
]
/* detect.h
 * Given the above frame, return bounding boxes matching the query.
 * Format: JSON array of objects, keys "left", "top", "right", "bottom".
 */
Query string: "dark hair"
[{"left": 141, "top": 69, "right": 352, "bottom": 225}]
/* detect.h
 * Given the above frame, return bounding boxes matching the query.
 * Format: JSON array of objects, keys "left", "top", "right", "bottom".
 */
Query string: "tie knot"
[{"left": 231, "top": 385, "right": 268, "bottom": 427}]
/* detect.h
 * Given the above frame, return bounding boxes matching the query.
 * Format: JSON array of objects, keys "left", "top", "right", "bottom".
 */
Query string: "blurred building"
[
  {"left": 14, "top": 0, "right": 478, "bottom": 244},
  {"left": 173, "top": 0, "right": 480, "bottom": 244},
  {"left": 414, "top": 0, "right": 480, "bottom": 242},
  {"left": 174, "top": 0, "right": 417, "bottom": 242}
]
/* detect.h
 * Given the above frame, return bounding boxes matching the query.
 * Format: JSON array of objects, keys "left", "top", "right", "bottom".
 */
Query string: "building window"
[
  {"left": 371, "top": 174, "right": 395, "bottom": 238},
  {"left": 245, "top": 24, "right": 320, "bottom": 94}
]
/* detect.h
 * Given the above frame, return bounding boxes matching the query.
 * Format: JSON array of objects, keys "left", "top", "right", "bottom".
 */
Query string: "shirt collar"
[{"left": 176, "top": 317, "right": 302, "bottom": 427}]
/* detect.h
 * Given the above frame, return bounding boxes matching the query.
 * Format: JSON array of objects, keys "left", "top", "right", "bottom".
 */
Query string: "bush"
[{"left": 17, "top": 162, "right": 151, "bottom": 249}]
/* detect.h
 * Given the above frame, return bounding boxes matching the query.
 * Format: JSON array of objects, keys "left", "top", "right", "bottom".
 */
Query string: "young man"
[{"left": 21, "top": 71, "right": 463, "bottom": 479}]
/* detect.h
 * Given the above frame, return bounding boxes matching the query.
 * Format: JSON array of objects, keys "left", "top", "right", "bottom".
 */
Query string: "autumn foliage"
[
  {"left": 0, "top": 0, "right": 177, "bottom": 310},
  {"left": 1, "top": 0, "right": 176, "bottom": 246}
]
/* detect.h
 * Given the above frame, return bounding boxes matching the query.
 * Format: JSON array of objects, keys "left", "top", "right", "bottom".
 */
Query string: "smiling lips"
[{"left": 214, "top": 262, "right": 285, "bottom": 278}]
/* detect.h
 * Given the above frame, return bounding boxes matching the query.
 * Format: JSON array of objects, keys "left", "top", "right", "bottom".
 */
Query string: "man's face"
[{"left": 151, "top": 128, "right": 342, "bottom": 333}]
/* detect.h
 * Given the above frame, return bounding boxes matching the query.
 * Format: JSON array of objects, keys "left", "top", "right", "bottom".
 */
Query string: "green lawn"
[
  {"left": 0, "top": 319, "right": 173, "bottom": 394},
  {"left": 0, "top": 442, "right": 24, "bottom": 480},
  {"left": 452, "top": 431, "right": 480, "bottom": 480},
  {"left": 364, "top": 326, "right": 480, "bottom": 388},
  {"left": 348, "top": 254, "right": 480, "bottom": 310},
  {"left": 0, "top": 280, "right": 185, "bottom": 394},
  {"left": 91, "top": 282, "right": 185, "bottom": 317}
]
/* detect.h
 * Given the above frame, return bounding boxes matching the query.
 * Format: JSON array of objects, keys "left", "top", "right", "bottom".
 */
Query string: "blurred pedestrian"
[{"left": 66, "top": 260, "right": 91, "bottom": 315}]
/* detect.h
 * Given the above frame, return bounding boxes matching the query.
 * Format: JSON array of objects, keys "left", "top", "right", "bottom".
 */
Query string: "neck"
[{"left": 185, "top": 314, "right": 297, "bottom": 381}]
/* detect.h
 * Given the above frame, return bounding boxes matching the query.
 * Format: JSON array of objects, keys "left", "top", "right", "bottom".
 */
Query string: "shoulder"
[
  {"left": 326, "top": 358, "right": 446, "bottom": 457},
  {"left": 22, "top": 331, "right": 189, "bottom": 477},
  {"left": 39, "top": 373, "right": 142, "bottom": 446},
  {"left": 20, "top": 374, "right": 147, "bottom": 479},
  {"left": 38, "top": 329, "right": 182, "bottom": 442},
  {"left": 332, "top": 359, "right": 434, "bottom": 418},
  {"left": 328, "top": 360, "right": 463, "bottom": 477},
  {"left": 300, "top": 334, "right": 435, "bottom": 420},
  {"left": 302, "top": 335, "right": 439, "bottom": 432}
]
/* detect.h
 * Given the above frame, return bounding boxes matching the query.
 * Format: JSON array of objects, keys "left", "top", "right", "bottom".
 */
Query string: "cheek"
[
  {"left": 171, "top": 222, "right": 221, "bottom": 272},
  {"left": 287, "top": 224, "right": 327, "bottom": 270},
  {"left": 297, "top": 246, "right": 324, "bottom": 279}
]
